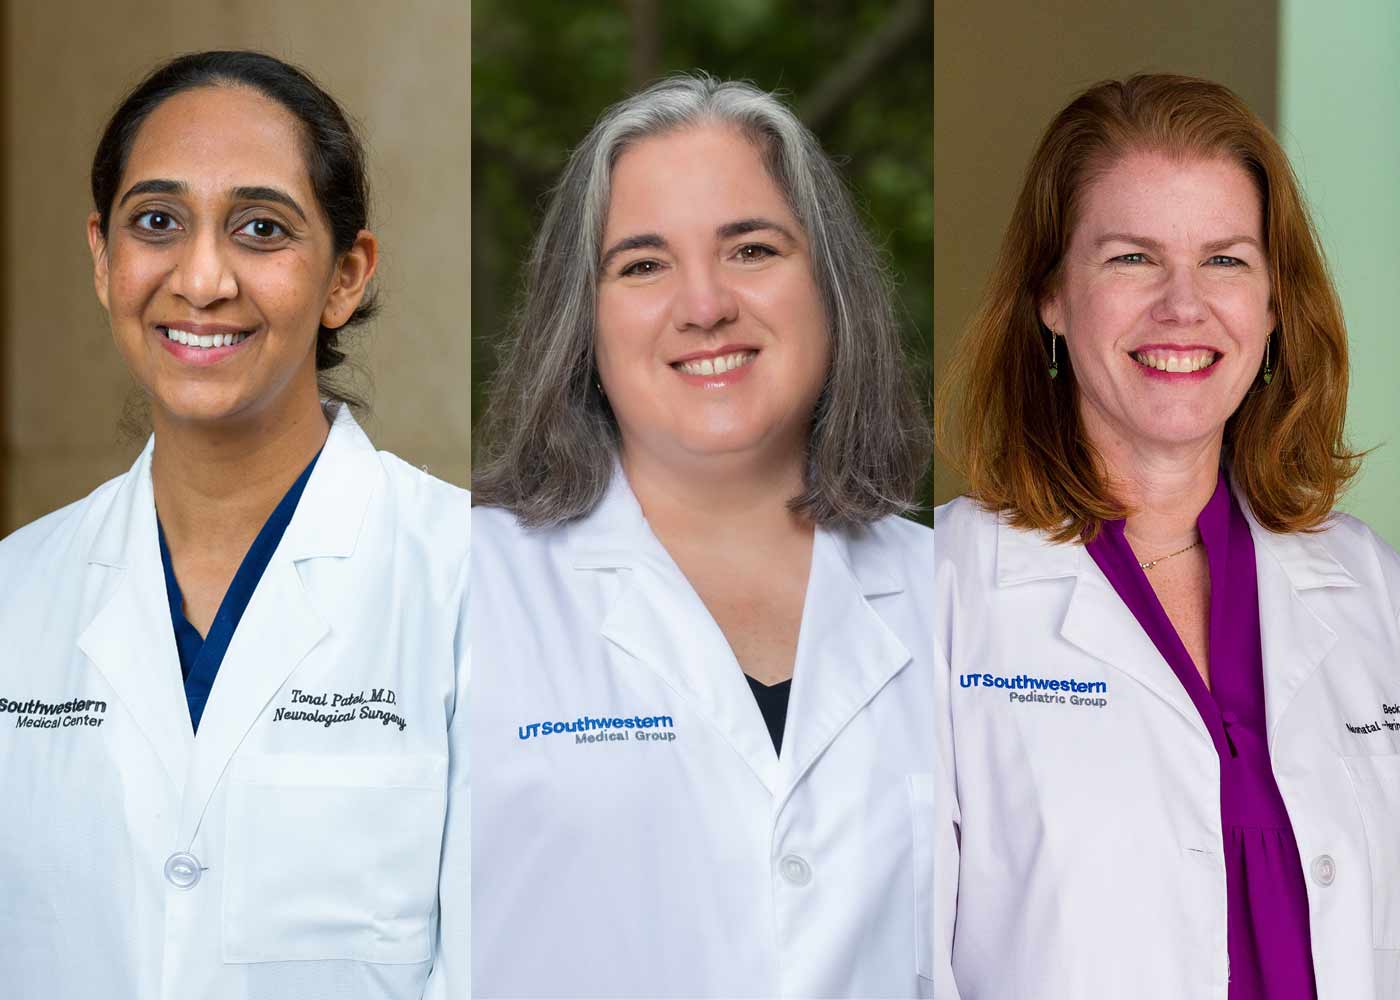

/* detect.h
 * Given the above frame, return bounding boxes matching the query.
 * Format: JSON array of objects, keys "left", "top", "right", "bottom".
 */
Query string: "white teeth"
[
  {"left": 1132, "top": 350, "right": 1216, "bottom": 373},
  {"left": 676, "top": 350, "right": 758, "bottom": 376},
  {"left": 162, "top": 327, "right": 250, "bottom": 349}
]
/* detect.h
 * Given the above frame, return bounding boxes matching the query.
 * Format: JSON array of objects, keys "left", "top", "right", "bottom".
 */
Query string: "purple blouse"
[{"left": 1086, "top": 474, "right": 1318, "bottom": 999}]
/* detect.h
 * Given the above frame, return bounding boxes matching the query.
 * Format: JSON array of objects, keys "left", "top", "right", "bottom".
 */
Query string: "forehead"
[
  {"left": 604, "top": 124, "right": 798, "bottom": 234},
  {"left": 122, "top": 85, "right": 312, "bottom": 197},
  {"left": 1074, "top": 150, "right": 1263, "bottom": 241}
]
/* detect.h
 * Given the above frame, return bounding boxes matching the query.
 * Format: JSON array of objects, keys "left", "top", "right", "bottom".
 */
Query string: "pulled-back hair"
[
  {"left": 474, "top": 73, "right": 930, "bottom": 527},
  {"left": 937, "top": 73, "right": 1359, "bottom": 541}
]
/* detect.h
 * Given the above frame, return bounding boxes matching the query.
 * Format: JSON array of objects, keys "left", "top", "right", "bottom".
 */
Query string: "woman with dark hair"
[
  {"left": 934, "top": 74, "right": 1398, "bottom": 999},
  {"left": 471, "top": 74, "right": 934, "bottom": 997},
  {"left": 0, "top": 51, "right": 467, "bottom": 999}
]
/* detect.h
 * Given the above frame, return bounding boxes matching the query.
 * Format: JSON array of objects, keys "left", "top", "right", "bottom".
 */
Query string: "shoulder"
[
  {"left": 375, "top": 450, "right": 470, "bottom": 535},
  {"left": 1307, "top": 511, "right": 1400, "bottom": 612},
  {"left": 365, "top": 451, "right": 470, "bottom": 599},
  {"left": 0, "top": 473, "right": 126, "bottom": 576},
  {"left": 844, "top": 512, "right": 934, "bottom": 573},
  {"left": 933, "top": 495, "right": 1009, "bottom": 566},
  {"left": 469, "top": 503, "right": 562, "bottom": 567}
]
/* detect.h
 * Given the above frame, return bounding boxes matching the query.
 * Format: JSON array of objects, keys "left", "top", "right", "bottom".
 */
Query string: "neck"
[
  {"left": 621, "top": 445, "right": 814, "bottom": 547},
  {"left": 151, "top": 390, "right": 329, "bottom": 561},
  {"left": 1086, "top": 415, "right": 1222, "bottom": 552}
]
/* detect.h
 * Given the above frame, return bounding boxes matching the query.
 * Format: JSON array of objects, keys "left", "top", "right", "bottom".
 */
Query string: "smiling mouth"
[
  {"left": 1131, "top": 349, "right": 1219, "bottom": 374},
  {"left": 159, "top": 326, "right": 253, "bottom": 349},
  {"left": 672, "top": 350, "right": 757, "bottom": 376}
]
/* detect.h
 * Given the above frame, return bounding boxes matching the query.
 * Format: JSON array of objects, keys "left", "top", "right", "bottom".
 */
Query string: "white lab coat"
[
  {"left": 933, "top": 495, "right": 1400, "bottom": 1000},
  {"left": 0, "top": 407, "right": 469, "bottom": 1000},
  {"left": 470, "top": 471, "right": 935, "bottom": 998}
]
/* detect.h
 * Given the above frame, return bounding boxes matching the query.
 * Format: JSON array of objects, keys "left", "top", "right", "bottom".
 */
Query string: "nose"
[
  {"left": 167, "top": 228, "right": 238, "bottom": 308},
  {"left": 670, "top": 262, "right": 739, "bottom": 332},
  {"left": 1151, "top": 263, "right": 1208, "bottom": 327}
]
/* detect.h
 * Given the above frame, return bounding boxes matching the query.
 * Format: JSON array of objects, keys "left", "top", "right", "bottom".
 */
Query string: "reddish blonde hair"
[{"left": 936, "top": 73, "right": 1360, "bottom": 541}]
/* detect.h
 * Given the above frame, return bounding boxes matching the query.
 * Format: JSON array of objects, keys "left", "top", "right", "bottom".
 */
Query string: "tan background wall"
[
  {"left": 933, "top": 1, "right": 1278, "bottom": 503},
  {"left": 1, "top": 0, "right": 469, "bottom": 533}
]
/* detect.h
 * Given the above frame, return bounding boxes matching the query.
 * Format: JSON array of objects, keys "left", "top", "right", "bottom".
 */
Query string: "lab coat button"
[
  {"left": 164, "top": 852, "right": 202, "bottom": 889},
  {"left": 779, "top": 854, "right": 812, "bottom": 886},
  {"left": 1310, "top": 854, "right": 1336, "bottom": 887}
]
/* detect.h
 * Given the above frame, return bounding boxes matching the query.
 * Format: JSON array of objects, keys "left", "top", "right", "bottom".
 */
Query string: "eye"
[
  {"left": 1111, "top": 252, "right": 1148, "bottom": 264},
  {"left": 133, "top": 211, "right": 180, "bottom": 233},
  {"left": 735, "top": 243, "right": 777, "bottom": 262},
  {"left": 1206, "top": 255, "right": 1245, "bottom": 267},
  {"left": 236, "top": 218, "right": 287, "bottom": 241},
  {"left": 619, "top": 259, "right": 663, "bottom": 277}
]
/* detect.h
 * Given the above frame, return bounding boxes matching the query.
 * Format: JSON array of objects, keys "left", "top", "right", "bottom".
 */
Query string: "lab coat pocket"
[
  {"left": 1343, "top": 753, "right": 1400, "bottom": 950},
  {"left": 223, "top": 752, "right": 448, "bottom": 964},
  {"left": 908, "top": 772, "right": 936, "bottom": 983}
]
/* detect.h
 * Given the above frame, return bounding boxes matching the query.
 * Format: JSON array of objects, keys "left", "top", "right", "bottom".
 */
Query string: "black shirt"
[{"left": 744, "top": 674, "right": 792, "bottom": 755}]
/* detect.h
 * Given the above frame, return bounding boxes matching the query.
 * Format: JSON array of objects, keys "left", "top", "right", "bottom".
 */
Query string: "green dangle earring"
[
  {"left": 1262, "top": 332, "right": 1274, "bottom": 385},
  {"left": 1048, "top": 332, "right": 1060, "bottom": 379}
]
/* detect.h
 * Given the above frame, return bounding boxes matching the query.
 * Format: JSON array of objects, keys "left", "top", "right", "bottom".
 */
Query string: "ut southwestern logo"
[
  {"left": 518, "top": 712, "right": 677, "bottom": 745},
  {"left": 960, "top": 672, "right": 1109, "bottom": 707}
]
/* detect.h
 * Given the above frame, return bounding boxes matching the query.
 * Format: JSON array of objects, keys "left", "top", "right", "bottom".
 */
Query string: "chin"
[
  {"left": 151, "top": 385, "right": 259, "bottom": 426},
  {"left": 660, "top": 416, "right": 778, "bottom": 457},
  {"left": 1128, "top": 418, "right": 1229, "bottom": 450}
]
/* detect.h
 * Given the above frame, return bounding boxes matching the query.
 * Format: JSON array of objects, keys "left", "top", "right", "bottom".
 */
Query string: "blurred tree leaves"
[{"left": 472, "top": 0, "right": 932, "bottom": 509}]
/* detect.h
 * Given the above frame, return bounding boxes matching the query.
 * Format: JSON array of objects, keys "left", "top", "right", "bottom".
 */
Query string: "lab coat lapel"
[
  {"left": 1246, "top": 510, "right": 1355, "bottom": 747},
  {"left": 177, "top": 408, "right": 380, "bottom": 843},
  {"left": 78, "top": 441, "right": 194, "bottom": 789},
  {"left": 775, "top": 527, "right": 910, "bottom": 798},
  {"left": 1000, "top": 520, "right": 1209, "bottom": 738},
  {"left": 576, "top": 475, "right": 782, "bottom": 795}
]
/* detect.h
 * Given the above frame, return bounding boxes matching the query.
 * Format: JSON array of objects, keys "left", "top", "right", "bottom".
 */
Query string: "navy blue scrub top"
[{"left": 158, "top": 450, "right": 321, "bottom": 733}]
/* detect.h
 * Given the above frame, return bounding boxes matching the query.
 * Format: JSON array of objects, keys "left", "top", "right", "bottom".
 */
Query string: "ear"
[
  {"left": 87, "top": 211, "right": 111, "bottom": 312},
  {"left": 322, "top": 229, "right": 379, "bottom": 330}
]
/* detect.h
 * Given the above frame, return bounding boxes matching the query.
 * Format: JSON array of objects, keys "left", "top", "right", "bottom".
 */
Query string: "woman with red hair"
[{"left": 935, "top": 74, "right": 1397, "bottom": 999}]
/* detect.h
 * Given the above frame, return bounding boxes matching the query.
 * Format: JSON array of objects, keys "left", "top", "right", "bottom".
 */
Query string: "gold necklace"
[{"left": 1138, "top": 539, "right": 1201, "bottom": 571}]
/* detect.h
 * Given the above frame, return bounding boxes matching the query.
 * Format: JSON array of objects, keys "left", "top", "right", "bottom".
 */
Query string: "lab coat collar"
[
  {"left": 1241, "top": 501, "right": 1357, "bottom": 746},
  {"left": 994, "top": 494, "right": 1360, "bottom": 747},
  {"left": 996, "top": 514, "right": 1211, "bottom": 739},
  {"left": 79, "top": 439, "right": 194, "bottom": 789},
  {"left": 994, "top": 514, "right": 1082, "bottom": 586},
  {"left": 84, "top": 404, "right": 377, "bottom": 568},
  {"left": 573, "top": 468, "right": 910, "bottom": 797},
  {"left": 80, "top": 406, "right": 383, "bottom": 843},
  {"left": 179, "top": 406, "right": 382, "bottom": 844}
]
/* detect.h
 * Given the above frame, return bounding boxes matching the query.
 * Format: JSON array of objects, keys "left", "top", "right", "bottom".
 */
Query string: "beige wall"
[
  {"left": 932, "top": 1, "right": 1277, "bottom": 503},
  {"left": 1, "top": 0, "right": 469, "bottom": 532}
]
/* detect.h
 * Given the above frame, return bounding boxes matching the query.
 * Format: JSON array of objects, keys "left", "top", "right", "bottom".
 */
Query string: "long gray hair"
[{"left": 473, "top": 73, "right": 930, "bottom": 526}]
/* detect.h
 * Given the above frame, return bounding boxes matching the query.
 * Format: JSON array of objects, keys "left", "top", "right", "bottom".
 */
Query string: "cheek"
[
  {"left": 1067, "top": 280, "right": 1141, "bottom": 340},
  {"left": 1216, "top": 284, "right": 1274, "bottom": 334},
  {"left": 104, "top": 246, "right": 166, "bottom": 318},
  {"left": 595, "top": 289, "right": 663, "bottom": 370}
]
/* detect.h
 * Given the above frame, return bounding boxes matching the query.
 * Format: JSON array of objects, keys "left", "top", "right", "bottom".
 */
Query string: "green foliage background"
[{"left": 472, "top": 0, "right": 932, "bottom": 512}]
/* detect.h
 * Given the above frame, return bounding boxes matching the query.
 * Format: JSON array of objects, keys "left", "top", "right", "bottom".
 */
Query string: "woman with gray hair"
[{"left": 471, "top": 75, "right": 934, "bottom": 996}]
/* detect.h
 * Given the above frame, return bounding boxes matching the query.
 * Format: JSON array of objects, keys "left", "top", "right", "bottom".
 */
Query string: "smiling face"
[
  {"left": 1040, "top": 150, "right": 1275, "bottom": 460},
  {"left": 594, "top": 124, "right": 830, "bottom": 477},
  {"left": 88, "top": 85, "right": 370, "bottom": 431}
]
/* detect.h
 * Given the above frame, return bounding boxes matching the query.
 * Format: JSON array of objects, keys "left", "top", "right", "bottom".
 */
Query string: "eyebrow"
[
  {"left": 117, "top": 178, "right": 188, "bottom": 207},
  {"left": 115, "top": 179, "right": 308, "bottom": 223},
  {"left": 232, "top": 185, "right": 308, "bottom": 223},
  {"left": 716, "top": 217, "right": 798, "bottom": 243},
  {"left": 1093, "top": 232, "right": 1262, "bottom": 254},
  {"left": 599, "top": 217, "right": 799, "bottom": 271}
]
